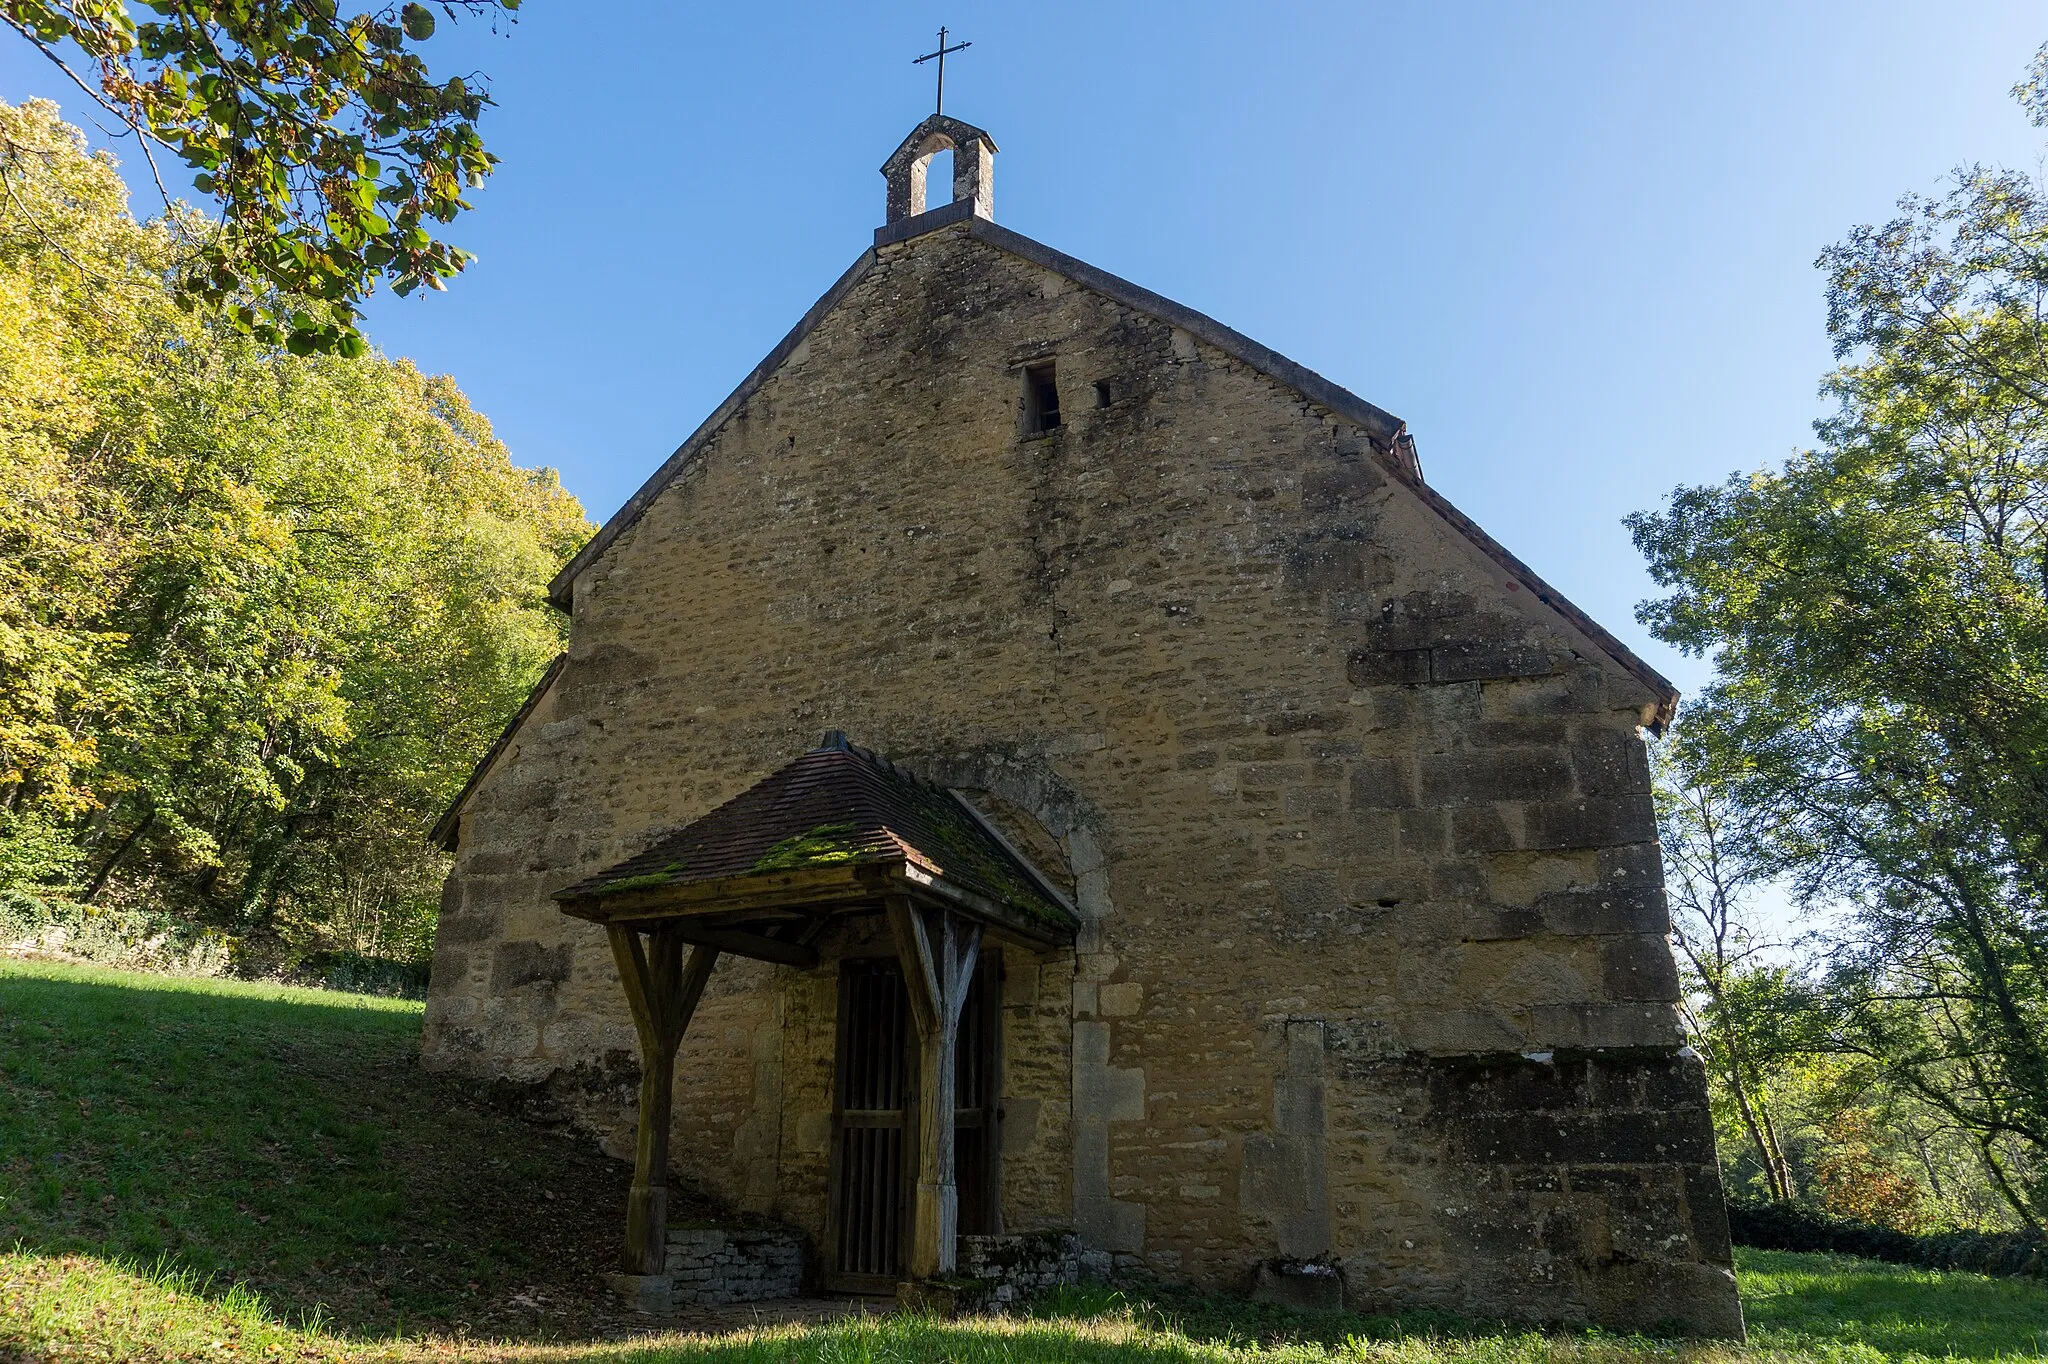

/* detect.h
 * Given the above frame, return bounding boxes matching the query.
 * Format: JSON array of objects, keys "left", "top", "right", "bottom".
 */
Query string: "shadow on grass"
[
  {"left": 0, "top": 960, "right": 634, "bottom": 1341},
  {"left": 1735, "top": 1247, "right": 2048, "bottom": 1361},
  {"left": 1033, "top": 1280, "right": 1504, "bottom": 1351},
  {"left": 583, "top": 1313, "right": 1265, "bottom": 1364}
]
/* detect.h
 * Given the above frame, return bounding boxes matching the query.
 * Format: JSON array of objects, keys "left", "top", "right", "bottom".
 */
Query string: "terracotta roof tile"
[{"left": 552, "top": 735, "right": 1073, "bottom": 928}]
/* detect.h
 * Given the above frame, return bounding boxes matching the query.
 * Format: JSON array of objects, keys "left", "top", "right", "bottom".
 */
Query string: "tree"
[
  {"left": 1628, "top": 43, "right": 2048, "bottom": 1228},
  {"left": 0, "top": 97, "right": 586, "bottom": 970},
  {"left": 1, "top": 0, "right": 516, "bottom": 356},
  {"left": 1655, "top": 752, "right": 1807, "bottom": 1201}
]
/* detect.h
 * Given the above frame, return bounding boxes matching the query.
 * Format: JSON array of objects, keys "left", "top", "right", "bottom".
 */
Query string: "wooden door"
[{"left": 826, "top": 953, "right": 1001, "bottom": 1289}]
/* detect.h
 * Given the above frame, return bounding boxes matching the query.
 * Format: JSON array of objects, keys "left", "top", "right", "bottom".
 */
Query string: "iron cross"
[{"left": 912, "top": 27, "right": 971, "bottom": 116}]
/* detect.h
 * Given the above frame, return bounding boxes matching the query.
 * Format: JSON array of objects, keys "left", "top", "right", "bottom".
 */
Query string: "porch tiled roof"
[{"left": 552, "top": 735, "right": 1074, "bottom": 929}]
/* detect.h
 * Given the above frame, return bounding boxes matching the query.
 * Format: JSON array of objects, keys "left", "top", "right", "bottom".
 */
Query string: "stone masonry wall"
[
  {"left": 422, "top": 217, "right": 1739, "bottom": 1333},
  {"left": 664, "top": 1226, "right": 804, "bottom": 1306},
  {"left": 957, "top": 1232, "right": 1084, "bottom": 1307}
]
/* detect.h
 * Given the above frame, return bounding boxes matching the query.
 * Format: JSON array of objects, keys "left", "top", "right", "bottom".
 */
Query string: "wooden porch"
[{"left": 551, "top": 734, "right": 1077, "bottom": 1290}]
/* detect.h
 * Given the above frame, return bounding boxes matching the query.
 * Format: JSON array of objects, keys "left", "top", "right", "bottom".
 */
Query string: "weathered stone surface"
[
  {"left": 956, "top": 1231, "right": 1084, "bottom": 1307},
  {"left": 1251, "top": 1259, "right": 1345, "bottom": 1311},
  {"left": 1431, "top": 642, "right": 1559, "bottom": 684},
  {"left": 1523, "top": 798, "right": 1657, "bottom": 851},
  {"left": 662, "top": 1224, "right": 805, "bottom": 1305},
  {"left": 1419, "top": 750, "right": 1572, "bottom": 805},
  {"left": 1346, "top": 648, "right": 1430, "bottom": 686},
  {"left": 1600, "top": 936, "right": 1683, "bottom": 1001},
  {"left": 423, "top": 197, "right": 1728, "bottom": 1332},
  {"left": 491, "top": 940, "right": 570, "bottom": 991},
  {"left": 1324, "top": 1052, "right": 1740, "bottom": 1335}
]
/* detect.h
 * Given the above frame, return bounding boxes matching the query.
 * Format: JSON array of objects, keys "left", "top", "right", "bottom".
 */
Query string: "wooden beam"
[
  {"left": 887, "top": 894, "right": 940, "bottom": 1040},
  {"left": 562, "top": 858, "right": 1075, "bottom": 951},
  {"left": 557, "top": 862, "right": 898, "bottom": 922},
  {"left": 607, "top": 923, "right": 659, "bottom": 1057},
  {"left": 886, "top": 894, "right": 982, "bottom": 1280},
  {"left": 606, "top": 925, "right": 719, "bottom": 1275},
  {"left": 668, "top": 922, "right": 820, "bottom": 969},
  {"left": 892, "top": 867, "right": 1077, "bottom": 948}
]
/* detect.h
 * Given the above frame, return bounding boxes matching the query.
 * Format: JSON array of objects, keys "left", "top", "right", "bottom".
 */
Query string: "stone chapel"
[{"left": 421, "top": 114, "right": 1744, "bottom": 1336}]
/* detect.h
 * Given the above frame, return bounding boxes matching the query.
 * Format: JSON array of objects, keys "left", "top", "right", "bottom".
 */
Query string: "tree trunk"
[
  {"left": 1727, "top": 1065, "right": 1787, "bottom": 1201},
  {"left": 84, "top": 806, "right": 153, "bottom": 901}
]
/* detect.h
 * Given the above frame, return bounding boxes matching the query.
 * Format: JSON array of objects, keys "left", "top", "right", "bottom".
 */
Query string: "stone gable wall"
[{"left": 421, "top": 220, "right": 1739, "bottom": 1334}]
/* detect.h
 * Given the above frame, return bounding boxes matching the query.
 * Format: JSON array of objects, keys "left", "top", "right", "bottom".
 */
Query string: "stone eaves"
[{"left": 430, "top": 650, "right": 564, "bottom": 850}]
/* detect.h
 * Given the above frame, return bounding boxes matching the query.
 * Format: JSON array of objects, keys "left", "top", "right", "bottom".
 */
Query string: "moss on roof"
[
  {"left": 592, "top": 860, "right": 689, "bottom": 897},
  {"left": 553, "top": 740, "right": 1075, "bottom": 935},
  {"left": 750, "top": 822, "right": 864, "bottom": 873}
]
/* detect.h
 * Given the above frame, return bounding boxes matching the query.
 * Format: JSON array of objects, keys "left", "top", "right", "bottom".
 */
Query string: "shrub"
[
  {"left": 0, "top": 891, "right": 233, "bottom": 977},
  {"left": 1726, "top": 1197, "right": 2046, "bottom": 1279}
]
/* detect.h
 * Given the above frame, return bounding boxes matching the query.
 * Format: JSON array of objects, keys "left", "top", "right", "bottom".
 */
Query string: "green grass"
[
  {"left": 1736, "top": 1248, "right": 2048, "bottom": 1359},
  {"left": 0, "top": 957, "right": 635, "bottom": 1342},
  {"left": 7, "top": 1251, "right": 2047, "bottom": 1364},
  {"left": 4, "top": 957, "right": 2047, "bottom": 1363}
]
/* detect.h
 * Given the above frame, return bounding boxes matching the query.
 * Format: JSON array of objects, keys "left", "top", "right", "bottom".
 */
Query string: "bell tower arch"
[{"left": 882, "top": 115, "right": 998, "bottom": 225}]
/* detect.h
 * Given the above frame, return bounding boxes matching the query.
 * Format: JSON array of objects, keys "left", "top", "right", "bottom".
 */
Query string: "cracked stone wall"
[{"left": 421, "top": 219, "right": 1739, "bottom": 1334}]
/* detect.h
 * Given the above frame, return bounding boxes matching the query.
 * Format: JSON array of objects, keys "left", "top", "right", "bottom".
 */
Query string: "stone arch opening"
[
  {"left": 919, "top": 144, "right": 957, "bottom": 212},
  {"left": 953, "top": 786, "right": 1076, "bottom": 902}
]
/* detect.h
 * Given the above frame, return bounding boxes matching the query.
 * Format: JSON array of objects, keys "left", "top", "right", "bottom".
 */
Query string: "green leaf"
[{"left": 400, "top": 4, "right": 435, "bottom": 40}]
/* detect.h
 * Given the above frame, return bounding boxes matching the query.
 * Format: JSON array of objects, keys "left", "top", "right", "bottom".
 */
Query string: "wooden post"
[
  {"left": 887, "top": 894, "right": 981, "bottom": 1280},
  {"left": 607, "top": 924, "right": 718, "bottom": 1275}
]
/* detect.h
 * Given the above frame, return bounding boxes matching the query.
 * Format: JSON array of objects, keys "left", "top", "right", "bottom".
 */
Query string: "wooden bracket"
[{"left": 670, "top": 922, "right": 820, "bottom": 969}]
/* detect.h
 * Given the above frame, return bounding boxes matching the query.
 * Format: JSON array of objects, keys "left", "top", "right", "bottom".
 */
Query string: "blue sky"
[{"left": 5, "top": 3, "right": 2044, "bottom": 702}]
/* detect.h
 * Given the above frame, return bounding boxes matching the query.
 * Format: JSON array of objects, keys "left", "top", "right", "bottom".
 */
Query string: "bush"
[
  {"left": 1727, "top": 1197, "right": 2047, "bottom": 1279},
  {"left": 295, "top": 950, "right": 431, "bottom": 999},
  {"left": 0, "top": 890, "right": 234, "bottom": 977}
]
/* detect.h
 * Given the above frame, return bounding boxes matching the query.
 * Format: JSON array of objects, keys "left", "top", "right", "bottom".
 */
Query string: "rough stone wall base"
[
  {"left": 1337, "top": 1049, "right": 1745, "bottom": 1339},
  {"left": 1251, "top": 1260, "right": 1345, "bottom": 1312},
  {"left": 665, "top": 1225, "right": 806, "bottom": 1305},
  {"left": 606, "top": 1224, "right": 807, "bottom": 1311},
  {"left": 951, "top": 1231, "right": 1085, "bottom": 1309}
]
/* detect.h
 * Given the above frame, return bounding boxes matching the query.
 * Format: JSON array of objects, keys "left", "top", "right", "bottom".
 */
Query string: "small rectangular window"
[
  {"left": 1092, "top": 379, "right": 1113, "bottom": 409},
  {"left": 1022, "top": 361, "right": 1061, "bottom": 434}
]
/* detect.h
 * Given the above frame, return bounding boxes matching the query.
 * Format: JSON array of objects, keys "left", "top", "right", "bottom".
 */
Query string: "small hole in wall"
[
  {"left": 1022, "top": 361, "right": 1062, "bottom": 434},
  {"left": 1093, "top": 380, "right": 1113, "bottom": 408},
  {"left": 1376, "top": 898, "right": 1401, "bottom": 908}
]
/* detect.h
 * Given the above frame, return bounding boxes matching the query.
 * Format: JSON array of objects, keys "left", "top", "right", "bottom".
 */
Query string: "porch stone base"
[
  {"left": 606, "top": 1225, "right": 808, "bottom": 1312},
  {"left": 956, "top": 1231, "right": 1084, "bottom": 1307},
  {"left": 893, "top": 1232, "right": 1084, "bottom": 1317},
  {"left": 605, "top": 1272, "right": 673, "bottom": 1315},
  {"left": 666, "top": 1225, "right": 807, "bottom": 1305}
]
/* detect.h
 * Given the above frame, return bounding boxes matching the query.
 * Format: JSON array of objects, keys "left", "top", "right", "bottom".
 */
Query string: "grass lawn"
[
  {"left": 5, "top": 957, "right": 2048, "bottom": 1363},
  {"left": 0, "top": 957, "right": 634, "bottom": 1343}
]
